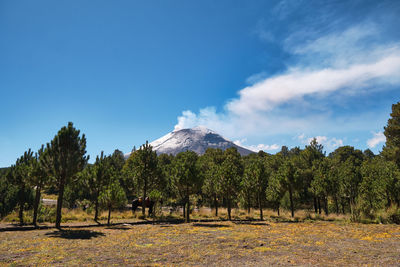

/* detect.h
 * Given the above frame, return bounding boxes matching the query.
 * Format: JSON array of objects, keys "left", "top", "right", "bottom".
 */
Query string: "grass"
[
  {"left": 2, "top": 205, "right": 352, "bottom": 225},
  {"left": 1, "top": 219, "right": 399, "bottom": 266}
]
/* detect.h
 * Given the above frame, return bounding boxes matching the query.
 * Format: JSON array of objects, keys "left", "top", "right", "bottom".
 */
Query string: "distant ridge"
[{"left": 125, "top": 126, "right": 254, "bottom": 158}]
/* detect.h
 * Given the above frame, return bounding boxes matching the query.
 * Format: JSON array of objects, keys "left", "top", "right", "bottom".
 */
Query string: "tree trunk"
[
  {"left": 317, "top": 197, "right": 321, "bottom": 214},
  {"left": 32, "top": 184, "right": 42, "bottom": 226},
  {"left": 350, "top": 198, "right": 355, "bottom": 217},
  {"left": 289, "top": 186, "right": 294, "bottom": 218},
  {"left": 186, "top": 197, "right": 190, "bottom": 223},
  {"left": 341, "top": 200, "right": 345, "bottom": 214},
  {"left": 18, "top": 184, "right": 25, "bottom": 226},
  {"left": 142, "top": 180, "right": 147, "bottom": 217},
  {"left": 324, "top": 196, "right": 328, "bottom": 215},
  {"left": 258, "top": 193, "right": 263, "bottom": 221},
  {"left": 349, "top": 198, "right": 353, "bottom": 216},
  {"left": 94, "top": 197, "right": 99, "bottom": 222},
  {"left": 386, "top": 191, "right": 391, "bottom": 208},
  {"left": 55, "top": 177, "right": 65, "bottom": 229},
  {"left": 182, "top": 203, "right": 186, "bottom": 219},
  {"left": 107, "top": 205, "right": 111, "bottom": 226},
  {"left": 277, "top": 205, "right": 280, "bottom": 216},
  {"left": 334, "top": 196, "right": 339, "bottom": 214},
  {"left": 247, "top": 194, "right": 251, "bottom": 214},
  {"left": 227, "top": 198, "right": 232, "bottom": 221},
  {"left": 214, "top": 195, "right": 218, "bottom": 217},
  {"left": 19, "top": 201, "right": 24, "bottom": 226},
  {"left": 313, "top": 197, "right": 318, "bottom": 213}
]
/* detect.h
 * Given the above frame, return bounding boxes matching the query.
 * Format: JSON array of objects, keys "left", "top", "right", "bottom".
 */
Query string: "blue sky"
[{"left": 1, "top": 0, "right": 400, "bottom": 167}]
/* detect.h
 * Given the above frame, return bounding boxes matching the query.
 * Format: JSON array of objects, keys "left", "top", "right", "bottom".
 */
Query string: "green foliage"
[
  {"left": 157, "top": 153, "right": 175, "bottom": 200},
  {"left": 149, "top": 189, "right": 163, "bottom": 216},
  {"left": 300, "top": 138, "right": 325, "bottom": 212},
  {"left": 171, "top": 151, "right": 202, "bottom": 222},
  {"left": 266, "top": 171, "right": 284, "bottom": 215},
  {"left": 99, "top": 175, "right": 127, "bottom": 225},
  {"left": 36, "top": 204, "right": 57, "bottom": 223},
  {"left": 10, "top": 149, "right": 35, "bottom": 225},
  {"left": 123, "top": 141, "right": 160, "bottom": 217},
  {"left": 198, "top": 148, "right": 224, "bottom": 215},
  {"left": 219, "top": 147, "right": 243, "bottom": 220},
  {"left": 276, "top": 159, "right": 298, "bottom": 217},
  {"left": 359, "top": 157, "right": 399, "bottom": 218},
  {"left": 382, "top": 102, "right": 400, "bottom": 166},
  {"left": 241, "top": 154, "right": 269, "bottom": 219},
  {"left": 41, "top": 122, "right": 88, "bottom": 228},
  {"left": 0, "top": 169, "right": 18, "bottom": 219},
  {"left": 80, "top": 152, "right": 111, "bottom": 221},
  {"left": 31, "top": 146, "right": 52, "bottom": 226},
  {"left": 328, "top": 146, "right": 364, "bottom": 215},
  {"left": 387, "top": 205, "right": 400, "bottom": 224},
  {"left": 5, "top": 101, "right": 400, "bottom": 226}
]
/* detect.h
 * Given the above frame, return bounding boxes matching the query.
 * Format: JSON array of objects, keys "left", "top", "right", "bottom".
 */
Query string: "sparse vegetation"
[
  {"left": 2, "top": 103, "right": 400, "bottom": 264},
  {"left": 1, "top": 218, "right": 400, "bottom": 266}
]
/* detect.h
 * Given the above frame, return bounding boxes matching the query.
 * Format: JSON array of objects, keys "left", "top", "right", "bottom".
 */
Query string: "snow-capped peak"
[{"left": 125, "top": 126, "right": 253, "bottom": 158}]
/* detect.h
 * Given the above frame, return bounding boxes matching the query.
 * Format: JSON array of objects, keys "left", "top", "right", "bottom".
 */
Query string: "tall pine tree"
[
  {"left": 42, "top": 122, "right": 88, "bottom": 228},
  {"left": 383, "top": 102, "right": 400, "bottom": 167}
]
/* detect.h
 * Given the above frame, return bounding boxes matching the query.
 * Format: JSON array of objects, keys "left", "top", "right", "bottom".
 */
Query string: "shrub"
[{"left": 388, "top": 206, "right": 400, "bottom": 224}]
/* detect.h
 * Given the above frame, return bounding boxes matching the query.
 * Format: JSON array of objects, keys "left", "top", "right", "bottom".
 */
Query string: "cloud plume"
[{"left": 174, "top": 20, "right": 400, "bottom": 152}]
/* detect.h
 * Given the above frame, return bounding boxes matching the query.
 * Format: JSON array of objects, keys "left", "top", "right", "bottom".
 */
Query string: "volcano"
[{"left": 126, "top": 126, "right": 254, "bottom": 157}]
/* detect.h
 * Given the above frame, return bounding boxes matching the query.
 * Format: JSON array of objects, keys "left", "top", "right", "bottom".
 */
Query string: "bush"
[
  {"left": 37, "top": 204, "right": 56, "bottom": 223},
  {"left": 388, "top": 206, "right": 400, "bottom": 224}
]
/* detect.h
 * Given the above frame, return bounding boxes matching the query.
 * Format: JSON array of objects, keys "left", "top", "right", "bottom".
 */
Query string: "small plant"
[{"left": 387, "top": 205, "right": 400, "bottom": 224}]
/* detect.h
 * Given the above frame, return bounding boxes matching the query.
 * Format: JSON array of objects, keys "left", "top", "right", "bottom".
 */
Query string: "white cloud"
[
  {"left": 245, "top": 71, "right": 269, "bottom": 85},
  {"left": 298, "top": 135, "right": 343, "bottom": 151},
  {"left": 367, "top": 131, "right": 386, "bottom": 148},
  {"left": 307, "top": 136, "right": 327, "bottom": 144},
  {"left": 226, "top": 53, "right": 400, "bottom": 115},
  {"left": 234, "top": 139, "right": 279, "bottom": 152},
  {"left": 174, "top": 22, "right": 400, "bottom": 151},
  {"left": 286, "top": 23, "right": 382, "bottom": 67}
]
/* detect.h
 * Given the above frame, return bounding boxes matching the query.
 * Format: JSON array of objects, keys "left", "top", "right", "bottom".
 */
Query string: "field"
[{"left": 1, "top": 210, "right": 400, "bottom": 266}]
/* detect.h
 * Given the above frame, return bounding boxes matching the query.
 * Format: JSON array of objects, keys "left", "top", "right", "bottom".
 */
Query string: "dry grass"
[
  {"left": 1, "top": 220, "right": 399, "bottom": 266},
  {"left": 0, "top": 206, "right": 351, "bottom": 226},
  {"left": 2, "top": 207, "right": 399, "bottom": 265},
  {"left": 41, "top": 193, "right": 58, "bottom": 200}
]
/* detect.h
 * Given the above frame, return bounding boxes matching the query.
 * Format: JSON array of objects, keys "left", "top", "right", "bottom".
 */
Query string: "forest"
[{"left": 1, "top": 102, "right": 400, "bottom": 228}]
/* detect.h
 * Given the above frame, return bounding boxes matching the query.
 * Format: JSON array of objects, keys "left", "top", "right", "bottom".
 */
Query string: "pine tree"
[
  {"left": 11, "top": 149, "right": 35, "bottom": 225},
  {"left": 198, "top": 148, "right": 224, "bottom": 216},
  {"left": 99, "top": 173, "right": 126, "bottom": 226},
  {"left": 42, "top": 122, "right": 88, "bottom": 228},
  {"left": 383, "top": 102, "right": 400, "bottom": 166},
  {"left": 0, "top": 169, "right": 18, "bottom": 219},
  {"left": 277, "top": 159, "right": 297, "bottom": 217},
  {"left": 31, "top": 146, "right": 50, "bottom": 226},
  {"left": 157, "top": 153, "right": 175, "bottom": 201},
  {"left": 171, "top": 151, "right": 201, "bottom": 222},
  {"left": 242, "top": 154, "right": 269, "bottom": 220},
  {"left": 301, "top": 138, "right": 325, "bottom": 213},
  {"left": 87, "top": 152, "right": 109, "bottom": 222},
  {"left": 123, "top": 141, "right": 158, "bottom": 217},
  {"left": 265, "top": 153, "right": 285, "bottom": 216},
  {"left": 219, "top": 147, "right": 243, "bottom": 221}
]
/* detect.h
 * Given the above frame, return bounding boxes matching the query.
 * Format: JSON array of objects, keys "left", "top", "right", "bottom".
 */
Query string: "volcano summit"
[{"left": 126, "top": 126, "right": 254, "bottom": 157}]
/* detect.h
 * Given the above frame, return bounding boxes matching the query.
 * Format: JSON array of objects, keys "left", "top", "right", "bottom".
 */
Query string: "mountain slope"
[{"left": 126, "top": 126, "right": 254, "bottom": 157}]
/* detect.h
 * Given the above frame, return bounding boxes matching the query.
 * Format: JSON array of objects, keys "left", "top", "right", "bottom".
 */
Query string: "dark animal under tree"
[{"left": 132, "top": 197, "right": 154, "bottom": 216}]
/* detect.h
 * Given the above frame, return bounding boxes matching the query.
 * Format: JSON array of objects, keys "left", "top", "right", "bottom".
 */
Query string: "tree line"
[{"left": 2, "top": 103, "right": 400, "bottom": 227}]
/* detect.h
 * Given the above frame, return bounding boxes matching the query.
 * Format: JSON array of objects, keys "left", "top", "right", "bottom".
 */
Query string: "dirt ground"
[{"left": 1, "top": 220, "right": 400, "bottom": 266}]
